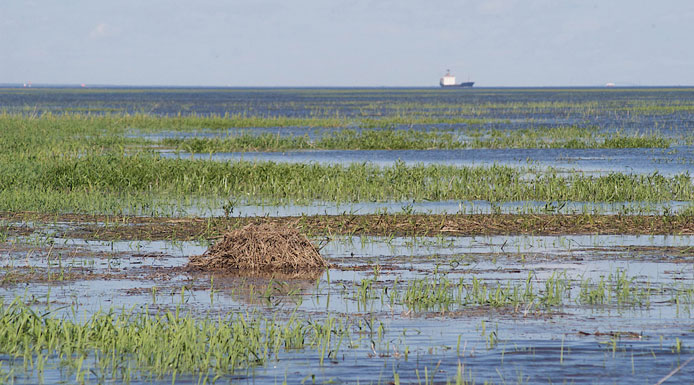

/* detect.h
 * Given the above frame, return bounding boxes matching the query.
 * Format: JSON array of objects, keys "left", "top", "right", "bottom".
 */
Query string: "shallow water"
[
  {"left": 2, "top": 232, "right": 694, "bottom": 383},
  {"left": 168, "top": 199, "right": 693, "bottom": 218},
  {"left": 3, "top": 87, "right": 694, "bottom": 383},
  {"left": 2, "top": 237, "right": 694, "bottom": 383},
  {"left": 160, "top": 146, "right": 694, "bottom": 177},
  {"left": 2, "top": 87, "right": 693, "bottom": 128}
]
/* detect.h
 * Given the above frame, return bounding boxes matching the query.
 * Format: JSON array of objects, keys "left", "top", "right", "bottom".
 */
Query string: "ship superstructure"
[{"left": 440, "top": 70, "right": 457, "bottom": 87}]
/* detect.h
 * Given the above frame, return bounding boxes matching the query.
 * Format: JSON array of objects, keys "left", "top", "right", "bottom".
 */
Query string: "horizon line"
[{"left": 1, "top": 83, "right": 693, "bottom": 89}]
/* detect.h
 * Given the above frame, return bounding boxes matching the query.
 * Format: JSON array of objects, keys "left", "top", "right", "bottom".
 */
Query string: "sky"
[{"left": 1, "top": 0, "right": 693, "bottom": 87}]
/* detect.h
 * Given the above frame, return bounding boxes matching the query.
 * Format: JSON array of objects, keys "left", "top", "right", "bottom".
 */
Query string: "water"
[
  {"left": 160, "top": 146, "right": 694, "bottom": 176},
  {"left": 2, "top": 87, "right": 693, "bottom": 127},
  {"left": 160, "top": 198, "right": 693, "bottom": 217},
  {"left": 3, "top": 87, "right": 694, "bottom": 384},
  {"left": 1, "top": 233, "right": 693, "bottom": 383}
]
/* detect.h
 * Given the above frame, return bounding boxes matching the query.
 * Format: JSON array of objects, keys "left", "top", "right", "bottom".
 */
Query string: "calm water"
[
  {"left": 160, "top": 146, "right": 694, "bottom": 176},
  {"left": 2, "top": 232, "right": 694, "bottom": 384},
  {"left": 2, "top": 86, "right": 694, "bottom": 133},
  {"left": 7, "top": 87, "right": 694, "bottom": 176},
  {"left": 2, "top": 87, "right": 694, "bottom": 384}
]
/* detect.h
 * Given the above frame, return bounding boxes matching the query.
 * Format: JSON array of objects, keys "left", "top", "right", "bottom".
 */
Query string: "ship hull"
[{"left": 440, "top": 82, "right": 474, "bottom": 88}]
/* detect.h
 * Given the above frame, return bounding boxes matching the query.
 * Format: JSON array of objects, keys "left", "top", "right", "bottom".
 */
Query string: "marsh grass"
[
  {"left": 0, "top": 111, "right": 690, "bottom": 215},
  {"left": 351, "top": 270, "right": 689, "bottom": 313},
  {"left": 472, "top": 127, "right": 671, "bottom": 149},
  {"left": 2, "top": 139, "right": 694, "bottom": 215},
  {"left": 159, "top": 126, "right": 672, "bottom": 152},
  {"left": 2, "top": 89, "right": 694, "bottom": 384},
  {"left": 32, "top": 162, "right": 694, "bottom": 211},
  {"left": 0, "top": 113, "right": 677, "bottom": 154},
  {"left": 162, "top": 129, "right": 462, "bottom": 151},
  {"left": 0, "top": 160, "right": 694, "bottom": 215},
  {"left": 2, "top": 113, "right": 685, "bottom": 214},
  {"left": 0, "top": 298, "right": 349, "bottom": 382}
]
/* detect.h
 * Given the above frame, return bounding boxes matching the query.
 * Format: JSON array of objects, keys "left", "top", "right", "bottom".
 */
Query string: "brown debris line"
[
  {"left": 0, "top": 268, "right": 129, "bottom": 286},
  {"left": 0, "top": 223, "right": 35, "bottom": 237},
  {"left": 186, "top": 222, "right": 328, "bottom": 274},
  {"left": 577, "top": 331, "right": 643, "bottom": 339},
  {"left": 2, "top": 211, "right": 694, "bottom": 241}
]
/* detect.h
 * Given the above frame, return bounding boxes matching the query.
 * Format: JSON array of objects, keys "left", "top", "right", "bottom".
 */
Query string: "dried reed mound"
[{"left": 187, "top": 223, "right": 327, "bottom": 274}]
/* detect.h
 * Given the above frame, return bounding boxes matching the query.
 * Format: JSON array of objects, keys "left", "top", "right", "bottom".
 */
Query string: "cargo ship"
[{"left": 440, "top": 70, "right": 474, "bottom": 88}]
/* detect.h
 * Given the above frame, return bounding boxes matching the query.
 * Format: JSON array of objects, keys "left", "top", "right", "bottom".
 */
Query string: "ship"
[{"left": 440, "top": 70, "right": 474, "bottom": 88}]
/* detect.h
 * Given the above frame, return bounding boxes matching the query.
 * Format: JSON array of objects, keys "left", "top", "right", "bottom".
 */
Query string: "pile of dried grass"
[{"left": 187, "top": 223, "right": 328, "bottom": 274}]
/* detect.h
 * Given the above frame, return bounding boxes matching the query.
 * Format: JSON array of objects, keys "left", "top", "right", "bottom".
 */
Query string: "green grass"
[
  {"left": 2, "top": 152, "right": 694, "bottom": 214},
  {"left": 471, "top": 127, "right": 671, "bottom": 149},
  {"left": 352, "top": 270, "right": 685, "bottom": 313},
  {"left": 0, "top": 113, "right": 690, "bottom": 215},
  {"left": 2, "top": 147, "right": 693, "bottom": 214},
  {"left": 0, "top": 298, "right": 349, "bottom": 382},
  {"left": 160, "top": 126, "right": 672, "bottom": 152},
  {"left": 0, "top": 113, "right": 676, "bottom": 154},
  {"left": 162, "top": 129, "right": 462, "bottom": 151}
]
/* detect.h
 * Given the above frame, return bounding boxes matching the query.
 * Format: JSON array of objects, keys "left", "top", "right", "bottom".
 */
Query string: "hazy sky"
[{"left": 1, "top": 0, "right": 692, "bottom": 87}]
